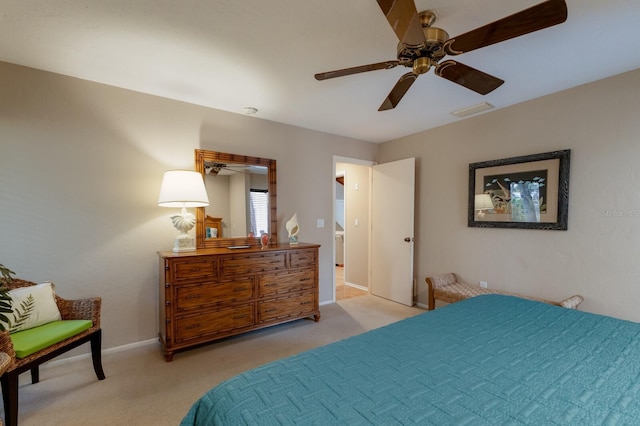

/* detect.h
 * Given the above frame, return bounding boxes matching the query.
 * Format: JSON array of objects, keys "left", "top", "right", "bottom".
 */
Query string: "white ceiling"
[{"left": 1, "top": 0, "right": 639, "bottom": 143}]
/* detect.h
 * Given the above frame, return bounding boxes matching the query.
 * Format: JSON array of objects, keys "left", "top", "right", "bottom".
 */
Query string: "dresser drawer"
[
  {"left": 175, "top": 303, "right": 255, "bottom": 342},
  {"left": 289, "top": 250, "right": 317, "bottom": 268},
  {"left": 258, "top": 269, "right": 315, "bottom": 297},
  {"left": 221, "top": 253, "right": 286, "bottom": 275},
  {"left": 175, "top": 277, "right": 254, "bottom": 310},
  {"left": 258, "top": 292, "right": 316, "bottom": 323},
  {"left": 169, "top": 258, "right": 217, "bottom": 283}
]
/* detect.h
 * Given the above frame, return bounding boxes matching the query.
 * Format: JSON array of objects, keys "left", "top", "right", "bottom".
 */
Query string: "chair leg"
[
  {"left": 30, "top": 366, "right": 40, "bottom": 384},
  {"left": 90, "top": 329, "right": 106, "bottom": 380},
  {"left": 1, "top": 371, "right": 19, "bottom": 426}
]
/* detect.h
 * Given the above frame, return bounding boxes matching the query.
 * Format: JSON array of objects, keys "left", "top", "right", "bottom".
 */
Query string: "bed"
[{"left": 181, "top": 295, "right": 640, "bottom": 425}]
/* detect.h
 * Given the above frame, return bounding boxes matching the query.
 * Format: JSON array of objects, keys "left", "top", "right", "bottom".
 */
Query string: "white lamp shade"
[
  {"left": 158, "top": 170, "right": 209, "bottom": 208},
  {"left": 474, "top": 194, "right": 494, "bottom": 210}
]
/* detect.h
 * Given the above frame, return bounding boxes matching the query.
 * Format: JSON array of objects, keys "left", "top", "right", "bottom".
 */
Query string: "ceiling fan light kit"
[{"left": 315, "top": 0, "right": 567, "bottom": 111}]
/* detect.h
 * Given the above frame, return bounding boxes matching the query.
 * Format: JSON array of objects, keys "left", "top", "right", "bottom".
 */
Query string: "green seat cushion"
[{"left": 10, "top": 320, "right": 93, "bottom": 359}]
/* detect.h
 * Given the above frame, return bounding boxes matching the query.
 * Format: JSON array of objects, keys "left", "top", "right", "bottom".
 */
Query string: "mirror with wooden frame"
[{"left": 195, "top": 149, "right": 277, "bottom": 248}]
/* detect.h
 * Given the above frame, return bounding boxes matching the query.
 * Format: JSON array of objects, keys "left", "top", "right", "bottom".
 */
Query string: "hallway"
[{"left": 335, "top": 266, "right": 368, "bottom": 301}]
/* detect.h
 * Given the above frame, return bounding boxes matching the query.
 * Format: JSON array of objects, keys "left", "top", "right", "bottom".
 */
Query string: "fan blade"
[
  {"left": 378, "top": 72, "right": 418, "bottom": 111},
  {"left": 315, "top": 61, "right": 400, "bottom": 81},
  {"left": 435, "top": 60, "right": 504, "bottom": 95},
  {"left": 444, "top": 0, "right": 567, "bottom": 55},
  {"left": 377, "top": 0, "right": 426, "bottom": 47}
]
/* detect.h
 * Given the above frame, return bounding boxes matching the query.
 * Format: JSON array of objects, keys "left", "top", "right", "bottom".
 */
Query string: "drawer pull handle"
[
  {"left": 300, "top": 301, "right": 311, "bottom": 305},
  {"left": 190, "top": 268, "right": 202, "bottom": 273},
  {"left": 233, "top": 287, "right": 249, "bottom": 292},
  {"left": 299, "top": 277, "right": 311, "bottom": 282},
  {"left": 185, "top": 323, "right": 201, "bottom": 330},
  {"left": 264, "top": 308, "right": 277, "bottom": 313},
  {"left": 185, "top": 294, "right": 201, "bottom": 299},
  {"left": 233, "top": 314, "right": 249, "bottom": 320},
  {"left": 265, "top": 283, "right": 278, "bottom": 287}
]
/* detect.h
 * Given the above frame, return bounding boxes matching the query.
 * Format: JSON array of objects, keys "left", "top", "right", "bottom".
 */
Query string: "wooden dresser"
[{"left": 158, "top": 243, "right": 320, "bottom": 361}]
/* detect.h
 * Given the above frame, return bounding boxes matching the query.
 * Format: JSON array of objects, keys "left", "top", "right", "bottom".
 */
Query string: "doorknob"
[{"left": 404, "top": 237, "right": 412, "bottom": 242}]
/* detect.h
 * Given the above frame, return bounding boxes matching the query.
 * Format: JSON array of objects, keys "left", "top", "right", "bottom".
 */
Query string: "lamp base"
[{"left": 173, "top": 233, "right": 196, "bottom": 252}]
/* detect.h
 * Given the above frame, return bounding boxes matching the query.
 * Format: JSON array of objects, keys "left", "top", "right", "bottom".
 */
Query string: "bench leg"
[
  {"left": 1, "top": 371, "right": 19, "bottom": 426},
  {"left": 426, "top": 278, "right": 435, "bottom": 310},
  {"left": 91, "top": 329, "right": 106, "bottom": 380}
]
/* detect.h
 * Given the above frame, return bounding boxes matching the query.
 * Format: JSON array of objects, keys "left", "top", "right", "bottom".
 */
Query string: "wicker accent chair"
[
  {"left": 426, "top": 273, "right": 584, "bottom": 311},
  {"left": 0, "top": 352, "right": 9, "bottom": 426},
  {"left": 0, "top": 278, "right": 105, "bottom": 426}
]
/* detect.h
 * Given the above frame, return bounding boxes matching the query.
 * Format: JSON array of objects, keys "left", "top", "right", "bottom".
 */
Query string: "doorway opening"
[
  {"left": 333, "top": 156, "right": 416, "bottom": 306},
  {"left": 333, "top": 156, "right": 375, "bottom": 302}
]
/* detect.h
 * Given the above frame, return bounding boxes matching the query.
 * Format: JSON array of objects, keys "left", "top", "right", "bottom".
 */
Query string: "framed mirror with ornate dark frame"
[{"left": 195, "top": 149, "right": 277, "bottom": 248}]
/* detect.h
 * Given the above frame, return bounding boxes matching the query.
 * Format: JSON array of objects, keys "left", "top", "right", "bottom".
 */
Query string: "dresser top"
[{"left": 158, "top": 242, "right": 320, "bottom": 258}]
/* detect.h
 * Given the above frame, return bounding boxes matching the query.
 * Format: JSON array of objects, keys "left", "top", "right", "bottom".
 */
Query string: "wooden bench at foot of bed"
[{"left": 425, "top": 273, "right": 583, "bottom": 311}]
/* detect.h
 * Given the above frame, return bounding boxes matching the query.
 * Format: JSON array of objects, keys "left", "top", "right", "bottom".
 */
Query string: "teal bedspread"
[{"left": 181, "top": 295, "right": 640, "bottom": 425}]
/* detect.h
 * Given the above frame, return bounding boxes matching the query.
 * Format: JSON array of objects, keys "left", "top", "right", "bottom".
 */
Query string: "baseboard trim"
[
  {"left": 44, "top": 338, "right": 159, "bottom": 368},
  {"left": 345, "top": 282, "right": 368, "bottom": 292}
]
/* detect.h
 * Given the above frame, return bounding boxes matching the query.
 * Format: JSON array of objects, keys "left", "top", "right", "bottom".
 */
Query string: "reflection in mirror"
[
  {"left": 195, "top": 150, "right": 277, "bottom": 248},
  {"left": 203, "top": 161, "right": 269, "bottom": 238}
]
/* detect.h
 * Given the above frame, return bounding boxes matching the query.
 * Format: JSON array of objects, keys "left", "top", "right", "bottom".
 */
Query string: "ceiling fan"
[
  {"left": 204, "top": 162, "right": 268, "bottom": 176},
  {"left": 204, "top": 162, "right": 246, "bottom": 176},
  {"left": 314, "top": 0, "right": 567, "bottom": 111}
]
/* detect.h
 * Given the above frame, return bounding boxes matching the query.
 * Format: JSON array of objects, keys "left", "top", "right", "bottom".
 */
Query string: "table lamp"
[
  {"left": 474, "top": 193, "right": 494, "bottom": 218},
  {"left": 158, "top": 170, "right": 209, "bottom": 252}
]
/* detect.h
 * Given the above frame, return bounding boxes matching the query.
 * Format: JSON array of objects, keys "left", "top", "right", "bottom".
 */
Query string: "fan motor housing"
[{"left": 397, "top": 26, "right": 449, "bottom": 65}]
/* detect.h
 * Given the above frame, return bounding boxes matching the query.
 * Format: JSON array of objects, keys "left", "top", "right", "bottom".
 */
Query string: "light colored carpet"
[{"left": 5, "top": 295, "right": 424, "bottom": 425}]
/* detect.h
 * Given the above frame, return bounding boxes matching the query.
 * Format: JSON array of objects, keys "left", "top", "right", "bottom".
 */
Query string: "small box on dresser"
[{"left": 158, "top": 242, "right": 320, "bottom": 361}]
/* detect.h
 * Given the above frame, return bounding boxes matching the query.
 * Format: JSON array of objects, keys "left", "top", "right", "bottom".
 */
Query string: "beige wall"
[
  {"left": 379, "top": 68, "right": 640, "bottom": 322},
  {"left": 0, "top": 61, "right": 378, "bottom": 350}
]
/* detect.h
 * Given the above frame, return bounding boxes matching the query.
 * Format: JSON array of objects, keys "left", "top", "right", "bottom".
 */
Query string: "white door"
[{"left": 371, "top": 158, "right": 415, "bottom": 306}]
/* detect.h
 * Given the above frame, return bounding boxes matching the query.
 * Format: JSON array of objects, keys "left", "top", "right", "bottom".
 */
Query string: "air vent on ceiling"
[{"left": 451, "top": 102, "right": 494, "bottom": 118}]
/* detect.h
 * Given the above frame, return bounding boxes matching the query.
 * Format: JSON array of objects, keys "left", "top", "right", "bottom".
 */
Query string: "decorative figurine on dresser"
[{"left": 158, "top": 150, "right": 320, "bottom": 361}]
